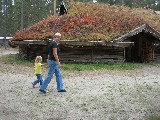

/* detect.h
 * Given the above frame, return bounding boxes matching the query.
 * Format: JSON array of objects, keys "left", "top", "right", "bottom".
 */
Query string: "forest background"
[{"left": 0, "top": 0, "right": 160, "bottom": 38}]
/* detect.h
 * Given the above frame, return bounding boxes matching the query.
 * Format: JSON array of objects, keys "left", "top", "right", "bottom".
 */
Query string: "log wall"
[
  {"left": 18, "top": 42, "right": 159, "bottom": 63},
  {"left": 60, "top": 45, "right": 124, "bottom": 63},
  {"left": 127, "top": 34, "right": 155, "bottom": 62},
  {"left": 19, "top": 45, "right": 125, "bottom": 63},
  {"left": 154, "top": 46, "right": 160, "bottom": 62},
  {"left": 139, "top": 37, "right": 154, "bottom": 61},
  {"left": 19, "top": 45, "right": 48, "bottom": 61}
]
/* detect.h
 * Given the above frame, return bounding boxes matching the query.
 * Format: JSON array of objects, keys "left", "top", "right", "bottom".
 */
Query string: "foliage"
[
  {"left": 0, "top": 1, "right": 159, "bottom": 37},
  {"left": 0, "top": 0, "right": 55, "bottom": 37},
  {"left": 12, "top": 2, "right": 160, "bottom": 41}
]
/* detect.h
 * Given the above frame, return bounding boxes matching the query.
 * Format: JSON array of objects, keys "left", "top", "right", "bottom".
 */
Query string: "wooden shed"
[
  {"left": 9, "top": 24, "right": 160, "bottom": 63},
  {"left": 114, "top": 24, "right": 160, "bottom": 62}
]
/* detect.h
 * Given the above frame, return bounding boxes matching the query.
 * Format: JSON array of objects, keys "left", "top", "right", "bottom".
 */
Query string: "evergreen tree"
[{"left": 0, "top": 0, "right": 159, "bottom": 37}]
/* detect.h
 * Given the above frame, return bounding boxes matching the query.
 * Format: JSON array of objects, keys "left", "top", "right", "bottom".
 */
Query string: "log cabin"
[
  {"left": 9, "top": 2, "right": 160, "bottom": 63},
  {"left": 9, "top": 24, "right": 160, "bottom": 63}
]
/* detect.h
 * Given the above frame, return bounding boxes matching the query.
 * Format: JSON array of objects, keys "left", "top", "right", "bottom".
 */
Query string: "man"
[{"left": 39, "top": 32, "right": 66, "bottom": 94}]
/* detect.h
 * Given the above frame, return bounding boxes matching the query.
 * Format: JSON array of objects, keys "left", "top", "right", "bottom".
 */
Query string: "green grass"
[
  {"left": 149, "top": 116, "right": 160, "bottom": 120},
  {"left": 1, "top": 54, "right": 160, "bottom": 71},
  {"left": 0, "top": 54, "right": 34, "bottom": 66},
  {"left": 62, "top": 62, "right": 139, "bottom": 71},
  {"left": 144, "top": 61, "right": 160, "bottom": 67}
]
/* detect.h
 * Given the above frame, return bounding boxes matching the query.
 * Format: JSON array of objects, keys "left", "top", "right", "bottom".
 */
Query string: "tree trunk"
[
  {"left": 20, "top": 0, "right": 24, "bottom": 31},
  {"left": 54, "top": 0, "right": 56, "bottom": 15},
  {"left": 121, "top": 0, "right": 124, "bottom": 5}
]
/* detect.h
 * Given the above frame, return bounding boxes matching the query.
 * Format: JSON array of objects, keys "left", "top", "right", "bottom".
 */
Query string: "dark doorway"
[
  {"left": 126, "top": 34, "right": 154, "bottom": 62},
  {"left": 130, "top": 39, "right": 141, "bottom": 62}
]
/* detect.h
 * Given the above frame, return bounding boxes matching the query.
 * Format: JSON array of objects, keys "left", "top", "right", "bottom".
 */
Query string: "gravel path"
[
  {"left": 0, "top": 47, "right": 18, "bottom": 56},
  {"left": 0, "top": 48, "right": 160, "bottom": 120}
]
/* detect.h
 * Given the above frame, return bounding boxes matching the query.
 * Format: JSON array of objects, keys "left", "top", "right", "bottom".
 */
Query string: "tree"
[
  {"left": 154, "top": 0, "right": 160, "bottom": 10},
  {"left": 0, "top": 0, "right": 159, "bottom": 38}
]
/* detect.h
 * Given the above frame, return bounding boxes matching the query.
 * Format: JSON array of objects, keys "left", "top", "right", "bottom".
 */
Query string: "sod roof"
[{"left": 12, "top": 2, "right": 160, "bottom": 42}]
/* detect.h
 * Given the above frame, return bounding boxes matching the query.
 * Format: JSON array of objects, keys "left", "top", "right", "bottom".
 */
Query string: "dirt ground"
[{"left": 0, "top": 48, "right": 160, "bottom": 120}]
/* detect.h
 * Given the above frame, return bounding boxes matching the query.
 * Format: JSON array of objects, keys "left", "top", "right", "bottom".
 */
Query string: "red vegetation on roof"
[{"left": 12, "top": 2, "right": 160, "bottom": 41}]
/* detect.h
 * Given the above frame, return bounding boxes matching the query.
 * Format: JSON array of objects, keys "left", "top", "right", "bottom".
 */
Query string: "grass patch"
[
  {"left": 61, "top": 63, "right": 139, "bottom": 71},
  {"left": 144, "top": 61, "right": 160, "bottom": 67},
  {"left": 0, "top": 54, "right": 34, "bottom": 66},
  {"left": 0, "top": 67, "right": 6, "bottom": 73},
  {"left": 1, "top": 54, "right": 159, "bottom": 71},
  {"left": 149, "top": 116, "right": 160, "bottom": 120}
]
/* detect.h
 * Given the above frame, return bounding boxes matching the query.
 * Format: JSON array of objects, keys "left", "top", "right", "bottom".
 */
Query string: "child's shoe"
[{"left": 32, "top": 83, "right": 35, "bottom": 88}]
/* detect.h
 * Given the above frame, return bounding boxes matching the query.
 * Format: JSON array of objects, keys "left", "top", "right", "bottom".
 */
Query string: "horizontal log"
[
  {"left": 10, "top": 40, "right": 133, "bottom": 48},
  {"left": 10, "top": 40, "right": 50, "bottom": 46},
  {"left": 61, "top": 40, "right": 133, "bottom": 47}
]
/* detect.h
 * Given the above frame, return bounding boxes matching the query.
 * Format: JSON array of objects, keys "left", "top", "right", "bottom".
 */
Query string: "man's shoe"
[
  {"left": 58, "top": 89, "right": 66, "bottom": 92},
  {"left": 39, "top": 89, "right": 46, "bottom": 94}
]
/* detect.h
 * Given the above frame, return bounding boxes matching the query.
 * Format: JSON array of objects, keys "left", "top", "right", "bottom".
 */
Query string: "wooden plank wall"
[
  {"left": 28, "top": 45, "right": 48, "bottom": 60},
  {"left": 154, "top": 46, "right": 160, "bottom": 62},
  {"left": 133, "top": 34, "right": 154, "bottom": 62},
  {"left": 19, "top": 45, "right": 125, "bottom": 63},
  {"left": 19, "top": 45, "right": 48, "bottom": 61},
  {"left": 140, "top": 39, "right": 153, "bottom": 61},
  {"left": 60, "top": 45, "right": 124, "bottom": 63}
]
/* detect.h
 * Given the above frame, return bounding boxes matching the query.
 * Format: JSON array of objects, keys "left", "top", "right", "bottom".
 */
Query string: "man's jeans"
[
  {"left": 40, "top": 60, "right": 64, "bottom": 91},
  {"left": 33, "top": 74, "right": 43, "bottom": 86}
]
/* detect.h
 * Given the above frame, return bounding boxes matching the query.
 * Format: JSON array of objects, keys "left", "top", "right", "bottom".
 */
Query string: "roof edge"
[{"left": 114, "top": 24, "right": 160, "bottom": 42}]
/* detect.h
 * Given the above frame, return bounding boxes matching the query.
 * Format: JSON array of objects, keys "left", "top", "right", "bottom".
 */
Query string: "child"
[{"left": 32, "top": 56, "right": 46, "bottom": 88}]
